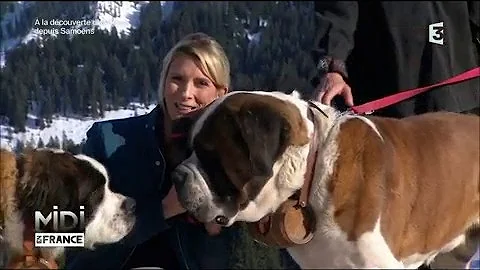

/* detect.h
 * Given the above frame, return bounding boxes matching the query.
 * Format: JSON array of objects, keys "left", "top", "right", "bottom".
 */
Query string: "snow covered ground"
[{"left": 0, "top": 103, "right": 157, "bottom": 151}]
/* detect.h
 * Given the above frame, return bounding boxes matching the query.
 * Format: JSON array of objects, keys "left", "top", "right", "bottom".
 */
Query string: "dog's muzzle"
[
  {"left": 171, "top": 165, "right": 188, "bottom": 190},
  {"left": 171, "top": 164, "right": 210, "bottom": 219}
]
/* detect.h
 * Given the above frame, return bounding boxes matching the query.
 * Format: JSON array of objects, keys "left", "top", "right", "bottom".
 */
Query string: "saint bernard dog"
[
  {"left": 0, "top": 147, "right": 136, "bottom": 268},
  {"left": 171, "top": 90, "right": 480, "bottom": 269}
]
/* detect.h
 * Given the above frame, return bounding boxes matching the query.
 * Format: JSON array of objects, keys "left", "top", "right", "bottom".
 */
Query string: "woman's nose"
[{"left": 179, "top": 82, "right": 194, "bottom": 98}]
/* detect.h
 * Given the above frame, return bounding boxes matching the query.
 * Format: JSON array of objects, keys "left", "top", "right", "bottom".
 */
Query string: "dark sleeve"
[
  {"left": 312, "top": 1, "right": 359, "bottom": 63},
  {"left": 468, "top": 1, "right": 480, "bottom": 63},
  {"left": 468, "top": 1, "right": 480, "bottom": 49},
  {"left": 303, "top": 2, "right": 358, "bottom": 99},
  {"left": 469, "top": 1, "right": 480, "bottom": 27}
]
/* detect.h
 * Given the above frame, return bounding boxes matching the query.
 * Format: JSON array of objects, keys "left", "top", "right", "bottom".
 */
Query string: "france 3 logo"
[{"left": 428, "top": 21, "right": 445, "bottom": 46}]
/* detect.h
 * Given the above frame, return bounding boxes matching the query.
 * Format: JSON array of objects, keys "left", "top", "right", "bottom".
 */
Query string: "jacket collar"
[
  {"left": 146, "top": 104, "right": 163, "bottom": 127},
  {"left": 143, "top": 104, "right": 165, "bottom": 149}
]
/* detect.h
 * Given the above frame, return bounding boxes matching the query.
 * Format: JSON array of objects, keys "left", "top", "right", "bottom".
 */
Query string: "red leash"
[{"left": 350, "top": 67, "right": 480, "bottom": 115}]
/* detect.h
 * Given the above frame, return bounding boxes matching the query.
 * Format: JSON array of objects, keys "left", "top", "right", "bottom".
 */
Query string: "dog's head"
[
  {"left": 172, "top": 91, "right": 318, "bottom": 227},
  {"left": 16, "top": 148, "right": 136, "bottom": 249}
]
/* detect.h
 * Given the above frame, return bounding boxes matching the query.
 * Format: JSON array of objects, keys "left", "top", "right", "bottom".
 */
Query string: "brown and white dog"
[
  {"left": 0, "top": 147, "right": 136, "bottom": 268},
  {"left": 171, "top": 90, "right": 480, "bottom": 268}
]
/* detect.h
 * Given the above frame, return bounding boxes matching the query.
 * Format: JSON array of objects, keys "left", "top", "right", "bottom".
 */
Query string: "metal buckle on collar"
[{"left": 344, "top": 108, "right": 374, "bottom": 116}]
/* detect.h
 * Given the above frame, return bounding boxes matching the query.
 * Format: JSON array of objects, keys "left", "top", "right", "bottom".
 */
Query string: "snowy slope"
[
  {"left": 0, "top": 103, "right": 157, "bottom": 151},
  {"left": 1, "top": 1, "right": 153, "bottom": 52},
  {"left": 0, "top": 49, "right": 5, "bottom": 69},
  {"left": 94, "top": 1, "right": 149, "bottom": 36}
]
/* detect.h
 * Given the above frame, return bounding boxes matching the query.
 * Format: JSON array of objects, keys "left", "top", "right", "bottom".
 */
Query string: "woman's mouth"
[{"left": 175, "top": 103, "right": 198, "bottom": 114}]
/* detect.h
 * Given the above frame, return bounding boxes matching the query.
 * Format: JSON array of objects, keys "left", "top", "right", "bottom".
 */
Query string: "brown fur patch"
[
  {"left": 330, "top": 112, "right": 480, "bottom": 260},
  {"left": 0, "top": 149, "right": 19, "bottom": 227},
  {"left": 222, "top": 93, "right": 310, "bottom": 147}
]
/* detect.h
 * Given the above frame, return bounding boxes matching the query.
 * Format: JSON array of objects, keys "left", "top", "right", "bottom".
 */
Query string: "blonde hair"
[{"left": 158, "top": 32, "right": 231, "bottom": 108}]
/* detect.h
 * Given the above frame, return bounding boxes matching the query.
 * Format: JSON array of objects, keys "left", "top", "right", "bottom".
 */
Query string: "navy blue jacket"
[{"left": 64, "top": 105, "right": 237, "bottom": 270}]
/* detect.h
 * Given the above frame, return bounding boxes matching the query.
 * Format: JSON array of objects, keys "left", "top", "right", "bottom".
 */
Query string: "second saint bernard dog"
[
  {"left": 0, "top": 147, "right": 136, "bottom": 268},
  {"left": 171, "top": 90, "right": 479, "bottom": 269}
]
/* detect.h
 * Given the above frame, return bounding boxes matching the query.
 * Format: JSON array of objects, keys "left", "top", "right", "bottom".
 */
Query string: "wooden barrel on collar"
[{"left": 246, "top": 198, "right": 316, "bottom": 248}]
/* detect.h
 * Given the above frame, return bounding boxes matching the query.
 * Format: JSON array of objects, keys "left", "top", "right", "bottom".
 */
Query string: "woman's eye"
[{"left": 198, "top": 80, "right": 210, "bottom": 87}]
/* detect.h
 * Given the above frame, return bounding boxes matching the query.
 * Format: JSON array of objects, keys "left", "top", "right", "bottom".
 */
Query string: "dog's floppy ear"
[
  {"left": 17, "top": 150, "right": 80, "bottom": 218},
  {"left": 234, "top": 103, "right": 291, "bottom": 188}
]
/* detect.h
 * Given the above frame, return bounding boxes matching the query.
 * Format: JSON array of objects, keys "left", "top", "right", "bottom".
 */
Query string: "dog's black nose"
[
  {"left": 214, "top": 215, "right": 229, "bottom": 226},
  {"left": 121, "top": 197, "right": 136, "bottom": 214}
]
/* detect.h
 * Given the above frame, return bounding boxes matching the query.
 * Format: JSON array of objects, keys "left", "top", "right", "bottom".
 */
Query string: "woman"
[{"left": 64, "top": 32, "right": 237, "bottom": 270}]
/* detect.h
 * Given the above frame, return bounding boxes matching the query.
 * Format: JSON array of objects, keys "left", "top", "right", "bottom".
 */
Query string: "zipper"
[
  {"left": 176, "top": 227, "right": 190, "bottom": 270},
  {"left": 153, "top": 109, "right": 189, "bottom": 270},
  {"left": 158, "top": 140, "right": 189, "bottom": 269},
  {"left": 119, "top": 245, "right": 137, "bottom": 269}
]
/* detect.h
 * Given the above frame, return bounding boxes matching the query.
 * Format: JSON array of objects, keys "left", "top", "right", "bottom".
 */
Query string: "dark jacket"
[
  {"left": 64, "top": 105, "right": 237, "bottom": 270},
  {"left": 308, "top": 1, "right": 479, "bottom": 117}
]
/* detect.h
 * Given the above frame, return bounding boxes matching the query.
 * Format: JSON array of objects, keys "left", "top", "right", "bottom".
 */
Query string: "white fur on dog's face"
[
  {"left": 175, "top": 142, "right": 311, "bottom": 226},
  {"left": 176, "top": 147, "right": 308, "bottom": 226},
  {"left": 74, "top": 154, "right": 135, "bottom": 248},
  {"left": 173, "top": 91, "right": 318, "bottom": 227}
]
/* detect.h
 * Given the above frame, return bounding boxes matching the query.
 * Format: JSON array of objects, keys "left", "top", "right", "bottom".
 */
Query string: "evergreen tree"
[
  {"left": 40, "top": 86, "right": 54, "bottom": 125},
  {"left": 46, "top": 136, "right": 56, "bottom": 148},
  {"left": 14, "top": 140, "right": 25, "bottom": 154},
  {"left": 37, "top": 138, "right": 45, "bottom": 148},
  {"left": 46, "top": 135, "right": 61, "bottom": 149},
  {"left": 12, "top": 79, "right": 28, "bottom": 132},
  {"left": 31, "top": 72, "right": 42, "bottom": 110},
  {"left": 64, "top": 138, "right": 81, "bottom": 154},
  {"left": 72, "top": 68, "right": 87, "bottom": 114},
  {"left": 62, "top": 79, "right": 72, "bottom": 116},
  {"left": 53, "top": 136, "right": 60, "bottom": 149},
  {"left": 142, "top": 66, "right": 152, "bottom": 106},
  {"left": 6, "top": 22, "right": 14, "bottom": 38},
  {"left": 52, "top": 69, "right": 63, "bottom": 113},
  {"left": 89, "top": 67, "right": 100, "bottom": 117},
  {"left": 61, "top": 130, "right": 68, "bottom": 149},
  {"left": 106, "top": 54, "right": 124, "bottom": 109},
  {"left": 25, "top": 135, "right": 36, "bottom": 151}
]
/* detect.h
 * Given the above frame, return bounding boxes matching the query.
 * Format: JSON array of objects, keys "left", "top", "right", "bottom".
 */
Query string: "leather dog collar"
[{"left": 248, "top": 100, "right": 324, "bottom": 248}]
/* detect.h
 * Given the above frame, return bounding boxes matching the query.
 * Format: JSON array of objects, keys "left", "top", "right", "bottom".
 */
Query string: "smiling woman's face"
[{"left": 164, "top": 53, "right": 226, "bottom": 120}]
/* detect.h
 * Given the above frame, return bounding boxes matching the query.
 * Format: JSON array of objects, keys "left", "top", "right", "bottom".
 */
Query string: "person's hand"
[
  {"left": 162, "top": 185, "right": 223, "bottom": 235},
  {"left": 162, "top": 185, "right": 186, "bottom": 219},
  {"left": 314, "top": 72, "right": 354, "bottom": 107}
]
